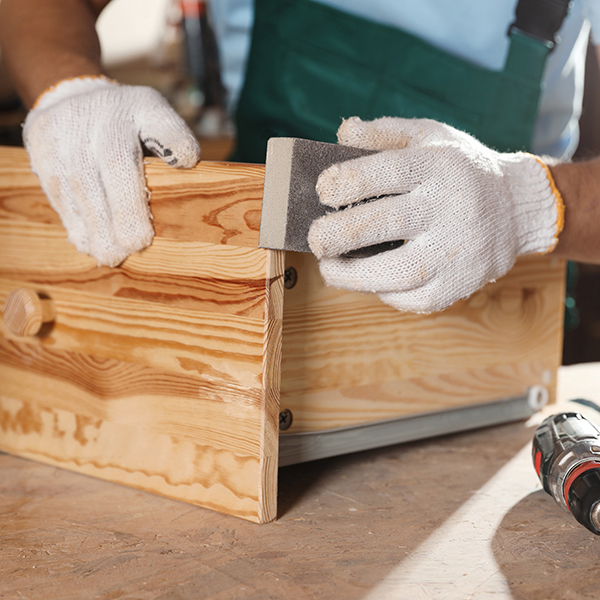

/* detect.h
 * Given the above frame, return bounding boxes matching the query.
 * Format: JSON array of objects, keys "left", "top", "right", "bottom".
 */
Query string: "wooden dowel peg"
[{"left": 2, "top": 288, "right": 55, "bottom": 336}]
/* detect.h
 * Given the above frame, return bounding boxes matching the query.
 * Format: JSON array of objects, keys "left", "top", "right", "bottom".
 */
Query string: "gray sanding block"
[{"left": 259, "top": 138, "right": 374, "bottom": 253}]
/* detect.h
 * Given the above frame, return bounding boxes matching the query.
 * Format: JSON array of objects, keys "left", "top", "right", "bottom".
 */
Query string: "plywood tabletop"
[{"left": 2, "top": 363, "right": 600, "bottom": 599}]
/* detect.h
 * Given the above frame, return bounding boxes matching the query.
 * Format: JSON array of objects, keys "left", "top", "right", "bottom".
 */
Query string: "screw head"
[
  {"left": 279, "top": 409, "right": 293, "bottom": 431},
  {"left": 284, "top": 267, "right": 297, "bottom": 289}
]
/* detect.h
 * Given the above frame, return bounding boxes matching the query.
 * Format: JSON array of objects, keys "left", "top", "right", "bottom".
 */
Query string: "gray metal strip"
[{"left": 279, "top": 393, "right": 536, "bottom": 467}]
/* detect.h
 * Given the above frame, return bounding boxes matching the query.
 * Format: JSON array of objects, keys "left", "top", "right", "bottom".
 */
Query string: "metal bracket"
[{"left": 279, "top": 390, "right": 545, "bottom": 467}]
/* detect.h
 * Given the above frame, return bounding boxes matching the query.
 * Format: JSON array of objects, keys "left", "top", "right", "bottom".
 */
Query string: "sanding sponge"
[{"left": 259, "top": 138, "right": 374, "bottom": 253}]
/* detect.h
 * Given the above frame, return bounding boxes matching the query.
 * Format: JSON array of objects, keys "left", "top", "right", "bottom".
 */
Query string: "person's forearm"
[
  {"left": 0, "top": 0, "right": 111, "bottom": 108},
  {"left": 551, "top": 158, "right": 600, "bottom": 263}
]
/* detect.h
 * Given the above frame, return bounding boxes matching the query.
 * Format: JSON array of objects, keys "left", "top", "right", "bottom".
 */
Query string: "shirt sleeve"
[
  {"left": 583, "top": 0, "right": 600, "bottom": 44},
  {"left": 208, "top": 0, "right": 254, "bottom": 111}
]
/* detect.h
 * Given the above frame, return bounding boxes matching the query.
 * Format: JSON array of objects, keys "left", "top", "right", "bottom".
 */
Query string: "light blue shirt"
[{"left": 210, "top": 0, "right": 600, "bottom": 158}]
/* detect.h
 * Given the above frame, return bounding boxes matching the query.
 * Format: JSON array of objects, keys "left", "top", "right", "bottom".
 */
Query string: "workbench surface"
[{"left": 2, "top": 364, "right": 600, "bottom": 600}]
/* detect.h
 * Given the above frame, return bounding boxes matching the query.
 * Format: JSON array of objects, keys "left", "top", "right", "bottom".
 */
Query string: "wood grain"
[
  {"left": 0, "top": 146, "right": 265, "bottom": 247},
  {"left": 0, "top": 396, "right": 263, "bottom": 519},
  {"left": 0, "top": 145, "right": 566, "bottom": 523},
  {"left": 280, "top": 252, "right": 565, "bottom": 432},
  {"left": 0, "top": 146, "right": 280, "bottom": 523}
]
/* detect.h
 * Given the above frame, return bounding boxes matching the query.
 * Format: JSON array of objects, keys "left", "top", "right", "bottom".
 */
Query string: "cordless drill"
[{"left": 533, "top": 411, "right": 600, "bottom": 535}]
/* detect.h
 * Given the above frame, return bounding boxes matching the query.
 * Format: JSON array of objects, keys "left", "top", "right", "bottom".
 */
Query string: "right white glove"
[
  {"left": 23, "top": 76, "right": 201, "bottom": 267},
  {"left": 308, "top": 117, "right": 564, "bottom": 313}
]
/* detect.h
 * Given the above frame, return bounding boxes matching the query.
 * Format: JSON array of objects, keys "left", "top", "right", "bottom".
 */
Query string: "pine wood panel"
[
  {"left": 280, "top": 252, "right": 565, "bottom": 432},
  {"left": 0, "top": 226, "right": 273, "bottom": 318},
  {"left": 0, "top": 146, "right": 280, "bottom": 523},
  {"left": 0, "top": 146, "right": 265, "bottom": 247},
  {"left": 0, "top": 395, "right": 263, "bottom": 520}
]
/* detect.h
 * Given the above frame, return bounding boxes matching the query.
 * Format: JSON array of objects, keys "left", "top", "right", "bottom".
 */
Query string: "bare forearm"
[
  {"left": 551, "top": 158, "right": 600, "bottom": 263},
  {"left": 0, "top": 0, "right": 111, "bottom": 108}
]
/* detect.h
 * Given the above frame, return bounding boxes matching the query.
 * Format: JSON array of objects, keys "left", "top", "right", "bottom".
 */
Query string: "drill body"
[{"left": 533, "top": 412, "right": 600, "bottom": 534}]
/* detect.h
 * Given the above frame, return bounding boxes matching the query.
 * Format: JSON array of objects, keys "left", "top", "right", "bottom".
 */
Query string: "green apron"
[{"left": 233, "top": 0, "right": 559, "bottom": 163}]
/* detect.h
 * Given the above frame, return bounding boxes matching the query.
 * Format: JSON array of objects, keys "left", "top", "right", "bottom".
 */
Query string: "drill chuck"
[{"left": 533, "top": 411, "right": 600, "bottom": 535}]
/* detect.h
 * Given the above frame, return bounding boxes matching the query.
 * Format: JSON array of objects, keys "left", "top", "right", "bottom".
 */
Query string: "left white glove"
[
  {"left": 307, "top": 117, "right": 564, "bottom": 313},
  {"left": 23, "top": 76, "right": 201, "bottom": 267}
]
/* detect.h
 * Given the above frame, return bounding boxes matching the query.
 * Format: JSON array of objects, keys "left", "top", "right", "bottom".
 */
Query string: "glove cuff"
[
  {"left": 31, "top": 75, "right": 119, "bottom": 112},
  {"left": 533, "top": 157, "right": 565, "bottom": 252},
  {"left": 502, "top": 153, "right": 565, "bottom": 257}
]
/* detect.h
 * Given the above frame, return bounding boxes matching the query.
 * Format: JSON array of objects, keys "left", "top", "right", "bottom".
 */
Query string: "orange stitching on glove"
[
  {"left": 32, "top": 75, "right": 116, "bottom": 109},
  {"left": 534, "top": 156, "right": 565, "bottom": 253}
]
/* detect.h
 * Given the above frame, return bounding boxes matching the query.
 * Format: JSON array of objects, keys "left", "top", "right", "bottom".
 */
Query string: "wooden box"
[{"left": 0, "top": 147, "right": 566, "bottom": 522}]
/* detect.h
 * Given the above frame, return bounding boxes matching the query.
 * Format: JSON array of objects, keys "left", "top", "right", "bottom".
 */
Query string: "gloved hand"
[
  {"left": 23, "top": 76, "right": 201, "bottom": 267},
  {"left": 307, "top": 117, "right": 564, "bottom": 313}
]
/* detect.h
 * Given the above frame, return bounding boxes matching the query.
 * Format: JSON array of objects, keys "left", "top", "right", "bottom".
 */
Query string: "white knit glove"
[
  {"left": 23, "top": 76, "right": 201, "bottom": 267},
  {"left": 308, "top": 117, "right": 564, "bottom": 313}
]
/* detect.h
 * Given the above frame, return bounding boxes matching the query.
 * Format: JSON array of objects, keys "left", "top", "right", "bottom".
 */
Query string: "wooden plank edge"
[{"left": 257, "top": 249, "right": 284, "bottom": 523}]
